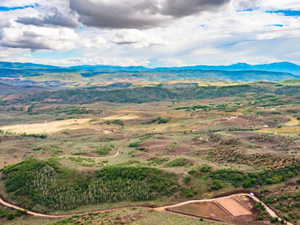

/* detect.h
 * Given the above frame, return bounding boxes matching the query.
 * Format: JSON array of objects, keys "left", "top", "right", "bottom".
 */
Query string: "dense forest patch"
[{"left": 1, "top": 159, "right": 179, "bottom": 212}]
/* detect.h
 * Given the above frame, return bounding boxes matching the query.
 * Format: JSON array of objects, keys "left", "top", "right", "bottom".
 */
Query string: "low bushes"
[
  {"left": 105, "top": 120, "right": 124, "bottom": 126},
  {"left": 206, "top": 165, "right": 300, "bottom": 189},
  {"left": 165, "top": 158, "right": 192, "bottom": 167},
  {"left": 145, "top": 117, "right": 170, "bottom": 124},
  {"left": 0, "top": 208, "right": 25, "bottom": 220},
  {"left": 187, "top": 164, "right": 300, "bottom": 193},
  {"left": 94, "top": 144, "right": 114, "bottom": 156}
]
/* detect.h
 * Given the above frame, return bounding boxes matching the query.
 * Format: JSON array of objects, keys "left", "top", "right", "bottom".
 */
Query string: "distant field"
[
  {"left": 0, "top": 113, "right": 141, "bottom": 135},
  {"left": 260, "top": 126, "right": 300, "bottom": 135},
  {"left": 0, "top": 118, "right": 91, "bottom": 134}
]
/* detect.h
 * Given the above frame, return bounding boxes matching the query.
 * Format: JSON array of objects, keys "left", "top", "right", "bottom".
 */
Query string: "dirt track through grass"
[{"left": 1, "top": 193, "right": 289, "bottom": 224}]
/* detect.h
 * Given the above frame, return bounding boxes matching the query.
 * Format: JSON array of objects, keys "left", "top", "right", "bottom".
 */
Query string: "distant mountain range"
[
  {"left": 1, "top": 61, "right": 300, "bottom": 82},
  {"left": 1, "top": 61, "right": 300, "bottom": 73},
  {"left": 63, "top": 62, "right": 300, "bottom": 75},
  {"left": 154, "top": 62, "right": 300, "bottom": 75}
]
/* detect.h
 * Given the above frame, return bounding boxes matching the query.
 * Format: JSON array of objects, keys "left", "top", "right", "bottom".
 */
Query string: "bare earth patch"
[
  {"left": 102, "top": 114, "right": 140, "bottom": 121},
  {"left": 168, "top": 195, "right": 264, "bottom": 225},
  {"left": 169, "top": 202, "right": 230, "bottom": 221},
  {"left": 0, "top": 119, "right": 91, "bottom": 134},
  {"left": 215, "top": 197, "right": 252, "bottom": 217}
]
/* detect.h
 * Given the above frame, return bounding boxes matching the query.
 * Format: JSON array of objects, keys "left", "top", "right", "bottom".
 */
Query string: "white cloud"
[
  {"left": 112, "top": 29, "right": 166, "bottom": 48},
  {"left": 0, "top": 24, "right": 79, "bottom": 50},
  {"left": 0, "top": 0, "right": 300, "bottom": 66},
  {"left": 0, "top": 1, "right": 38, "bottom": 7},
  {"left": 260, "top": 0, "right": 300, "bottom": 10}
]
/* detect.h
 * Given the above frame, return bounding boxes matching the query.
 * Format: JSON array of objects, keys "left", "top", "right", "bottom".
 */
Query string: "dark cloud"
[
  {"left": 70, "top": 0, "right": 230, "bottom": 29},
  {"left": 69, "top": 0, "right": 165, "bottom": 29},
  {"left": 17, "top": 8, "right": 79, "bottom": 28},
  {"left": 1, "top": 31, "right": 51, "bottom": 50},
  {"left": 1, "top": 39, "right": 51, "bottom": 50},
  {"left": 161, "top": 0, "right": 230, "bottom": 17},
  {"left": 114, "top": 41, "right": 139, "bottom": 45}
]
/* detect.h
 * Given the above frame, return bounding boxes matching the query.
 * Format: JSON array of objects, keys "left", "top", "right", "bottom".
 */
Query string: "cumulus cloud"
[
  {"left": 17, "top": 8, "right": 79, "bottom": 28},
  {"left": 1, "top": 0, "right": 300, "bottom": 66},
  {"left": 232, "top": 0, "right": 300, "bottom": 11},
  {"left": 233, "top": 0, "right": 260, "bottom": 11},
  {"left": 161, "top": 0, "right": 229, "bottom": 17},
  {"left": 70, "top": 0, "right": 230, "bottom": 29},
  {"left": 112, "top": 29, "right": 165, "bottom": 48},
  {"left": 260, "top": 0, "right": 300, "bottom": 10},
  {"left": 69, "top": 0, "right": 167, "bottom": 29},
  {"left": 0, "top": 25, "right": 79, "bottom": 50}
]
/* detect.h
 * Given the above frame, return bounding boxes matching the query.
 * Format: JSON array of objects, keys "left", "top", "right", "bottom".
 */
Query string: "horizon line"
[{"left": 0, "top": 61, "right": 299, "bottom": 68}]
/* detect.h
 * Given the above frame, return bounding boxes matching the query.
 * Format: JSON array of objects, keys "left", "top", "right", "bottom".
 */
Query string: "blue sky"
[
  {"left": 0, "top": 4, "right": 38, "bottom": 12},
  {"left": 0, "top": 0, "right": 300, "bottom": 66},
  {"left": 267, "top": 10, "right": 300, "bottom": 17}
]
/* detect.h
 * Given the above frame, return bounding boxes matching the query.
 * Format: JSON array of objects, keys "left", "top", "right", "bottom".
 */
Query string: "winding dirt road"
[{"left": 0, "top": 193, "right": 293, "bottom": 225}]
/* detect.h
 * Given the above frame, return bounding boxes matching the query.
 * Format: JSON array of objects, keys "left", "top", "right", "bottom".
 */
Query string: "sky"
[{"left": 0, "top": 0, "right": 300, "bottom": 67}]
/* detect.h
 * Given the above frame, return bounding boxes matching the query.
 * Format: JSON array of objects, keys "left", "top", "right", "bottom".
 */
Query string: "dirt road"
[{"left": 0, "top": 193, "right": 293, "bottom": 225}]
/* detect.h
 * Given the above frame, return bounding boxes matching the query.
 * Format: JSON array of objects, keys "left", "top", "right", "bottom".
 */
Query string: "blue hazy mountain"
[
  {"left": 153, "top": 62, "right": 300, "bottom": 74},
  {"left": 70, "top": 65, "right": 148, "bottom": 71},
  {"left": 68, "top": 62, "right": 300, "bottom": 74},
  {"left": 1, "top": 61, "right": 300, "bottom": 81},
  {"left": 1, "top": 61, "right": 300, "bottom": 73},
  {"left": 0, "top": 62, "right": 60, "bottom": 70},
  {"left": 0, "top": 62, "right": 76, "bottom": 77}
]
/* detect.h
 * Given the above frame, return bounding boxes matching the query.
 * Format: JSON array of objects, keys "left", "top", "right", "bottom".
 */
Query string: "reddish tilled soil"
[{"left": 168, "top": 196, "right": 267, "bottom": 225}]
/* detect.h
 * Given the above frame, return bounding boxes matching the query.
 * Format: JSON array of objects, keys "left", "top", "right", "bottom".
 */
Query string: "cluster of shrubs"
[
  {"left": 188, "top": 165, "right": 300, "bottom": 191},
  {"left": 0, "top": 208, "right": 25, "bottom": 220},
  {"left": 94, "top": 144, "right": 114, "bottom": 156},
  {"left": 260, "top": 190, "right": 300, "bottom": 224},
  {"left": 128, "top": 135, "right": 153, "bottom": 151},
  {"left": 165, "top": 158, "right": 192, "bottom": 167},
  {"left": 53, "top": 106, "right": 90, "bottom": 115},
  {"left": 208, "top": 165, "right": 300, "bottom": 188},
  {"left": 21, "top": 133, "right": 48, "bottom": 139},
  {"left": 176, "top": 105, "right": 210, "bottom": 111},
  {"left": 145, "top": 117, "right": 170, "bottom": 124},
  {"left": 0, "top": 130, "right": 47, "bottom": 139},
  {"left": 105, "top": 120, "right": 124, "bottom": 126},
  {"left": 147, "top": 157, "right": 169, "bottom": 165},
  {"left": 176, "top": 103, "right": 240, "bottom": 112}
]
